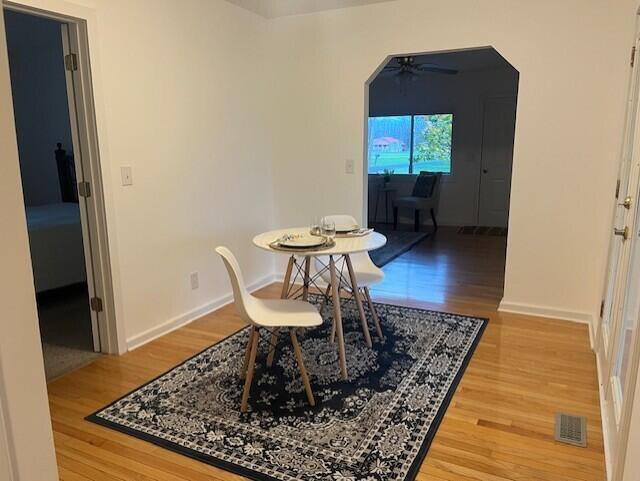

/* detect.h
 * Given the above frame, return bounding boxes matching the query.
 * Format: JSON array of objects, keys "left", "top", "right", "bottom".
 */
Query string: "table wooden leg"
[
  {"left": 281, "top": 255, "right": 295, "bottom": 299},
  {"left": 345, "top": 254, "right": 372, "bottom": 348},
  {"left": 364, "top": 287, "right": 383, "bottom": 340},
  {"left": 329, "top": 255, "right": 348, "bottom": 380},
  {"left": 302, "top": 256, "right": 311, "bottom": 301}
]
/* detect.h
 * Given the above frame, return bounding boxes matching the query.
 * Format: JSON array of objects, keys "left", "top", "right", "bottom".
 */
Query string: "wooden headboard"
[{"left": 55, "top": 142, "right": 78, "bottom": 203}]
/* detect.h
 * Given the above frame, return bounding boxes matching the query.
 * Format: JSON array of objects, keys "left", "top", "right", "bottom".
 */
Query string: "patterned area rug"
[{"left": 88, "top": 296, "right": 486, "bottom": 481}]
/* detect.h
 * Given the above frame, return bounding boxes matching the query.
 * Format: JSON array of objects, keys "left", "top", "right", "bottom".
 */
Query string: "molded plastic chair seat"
[
  {"left": 314, "top": 252, "right": 383, "bottom": 288},
  {"left": 249, "top": 298, "right": 323, "bottom": 328},
  {"left": 215, "top": 246, "right": 319, "bottom": 412}
]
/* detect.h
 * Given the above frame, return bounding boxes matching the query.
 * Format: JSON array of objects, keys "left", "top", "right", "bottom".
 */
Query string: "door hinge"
[
  {"left": 632, "top": 46, "right": 636, "bottom": 67},
  {"left": 78, "top": 181, "right": 91, "bottom": 198},
  {"left": 615, "top": 179, "right": 621, "bottom": 199},
  {"left": 600, "top": 299, "right": 605, "bottom": 318},
  {"left": 90, "top": 297, "right": 103, "bottom": 312},
  {"left": 64, "top": 53, "right": 78, "bottom": 71}
]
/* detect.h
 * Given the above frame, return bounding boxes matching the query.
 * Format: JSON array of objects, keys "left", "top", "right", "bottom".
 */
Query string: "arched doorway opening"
[{"left": 363, "top": 46, "right": 519, "bottom": 307}]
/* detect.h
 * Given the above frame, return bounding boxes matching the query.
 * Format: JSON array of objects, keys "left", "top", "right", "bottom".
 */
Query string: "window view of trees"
[
  {"left": 413, "top": 114, "right": 453, "bottom": 173},
  {"left": 368, "top": 114, "right": 453, "bottom": 174}
]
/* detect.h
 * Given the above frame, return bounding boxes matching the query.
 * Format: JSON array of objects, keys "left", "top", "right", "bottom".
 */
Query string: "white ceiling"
[{"left": 225, "top": 0, "right": 397, "bottom": 18}]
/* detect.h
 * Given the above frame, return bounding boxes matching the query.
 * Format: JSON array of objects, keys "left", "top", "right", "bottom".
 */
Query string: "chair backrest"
[
  {"left": 215, "top": 246, "right": 254, "bottom": 324},
  {"left": 314, "top": 214, "right": 374, "bottom": 273},
  {"left": 322, "top": 214, "right": 358, "bottom": 228},
  {"left": 411, "top": 172, "right": 441, "bottom": 198}
]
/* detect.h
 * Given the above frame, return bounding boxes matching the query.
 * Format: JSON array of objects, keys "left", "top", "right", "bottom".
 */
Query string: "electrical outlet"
[
  {"left": 121, "top": 166, "right": 133, "bottom": 186},
  {"left": 190, "top": 272, "right": 199, "bottom": 290},
  {"left": 345, "top": 158, "right": 354, "bottom": 174}
]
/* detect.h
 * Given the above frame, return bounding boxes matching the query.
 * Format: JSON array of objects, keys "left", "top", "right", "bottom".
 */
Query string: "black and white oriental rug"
[{"left": 88, "top": 295, "right": 487, "bottom": 481}]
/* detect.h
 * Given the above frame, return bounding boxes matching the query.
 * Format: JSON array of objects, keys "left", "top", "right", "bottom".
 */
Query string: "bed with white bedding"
[{"left": 26, "top": 202, "right": 87, "bottom": 292}]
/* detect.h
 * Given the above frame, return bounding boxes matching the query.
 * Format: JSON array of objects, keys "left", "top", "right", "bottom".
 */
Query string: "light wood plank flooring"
[{"left": 48, "top": 227, "right": 605, "bottom": 480}]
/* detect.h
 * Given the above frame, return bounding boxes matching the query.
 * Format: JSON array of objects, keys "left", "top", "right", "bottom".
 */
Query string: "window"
[{"left": 367, "top": 114, "right": 453, "bottom": 174}]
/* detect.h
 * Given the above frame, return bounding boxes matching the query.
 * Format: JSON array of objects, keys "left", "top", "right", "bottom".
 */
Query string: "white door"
[
  {"left": 597, "top": 16, "right": 640, "bottom": 480},
  {"left": 607, "top": 213, "right": 640, "bottom": 481},
  {"left": 599, "top": 25, "right": 640, "bottom": 358},
  {"left": 477, "top": 96, "right": 517, "bottom": 228},
  {"left": 61, "top": 23, "right": 100, "bottom": 352},
  {"left": 603, "top": 194, "right": 640, "bottom": 481}
]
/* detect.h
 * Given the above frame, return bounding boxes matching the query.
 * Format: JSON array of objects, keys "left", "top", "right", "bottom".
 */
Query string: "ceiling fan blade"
[
  {"left": 416, "top": 65, "right": 458, "bottom": 75},
  {"left": 377, "top": 70, "right": 399, "bottom": 77}
]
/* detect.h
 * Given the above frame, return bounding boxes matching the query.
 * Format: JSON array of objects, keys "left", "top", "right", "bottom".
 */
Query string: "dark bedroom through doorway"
[{"left": 4, "top": 9, "right": 100, "bottom": 379}]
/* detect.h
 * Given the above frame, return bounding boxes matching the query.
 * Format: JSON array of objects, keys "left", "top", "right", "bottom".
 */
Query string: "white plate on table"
[
  {"left": 335, "top": 224, "right": 359, "bottom": 234},
  {"left": 279, "top": 233, "right": 326, "bottom": 248}
]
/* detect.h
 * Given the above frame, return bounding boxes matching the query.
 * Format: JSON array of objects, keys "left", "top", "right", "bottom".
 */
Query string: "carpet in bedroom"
[{"left": 37, "top": 282, "right": 100, "bottom": 380}]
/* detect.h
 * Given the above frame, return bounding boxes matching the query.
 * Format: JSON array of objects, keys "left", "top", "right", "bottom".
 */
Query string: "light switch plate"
[
  {"left": 121, "top": 166, "right": 133, "bottom": 186},
  {"left": 345, "top": 158, "right": 354, "bottom": 174},
  {"left": 190, "top": 272, "right": 199, "bottom": 290}
]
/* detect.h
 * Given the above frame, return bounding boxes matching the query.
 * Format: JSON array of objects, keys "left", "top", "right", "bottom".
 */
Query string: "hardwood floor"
[{"left": 48, "top": 227, "right": 605, "bottom": 481}]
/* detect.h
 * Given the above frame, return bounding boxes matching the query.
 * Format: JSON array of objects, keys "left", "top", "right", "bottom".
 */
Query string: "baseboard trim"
[
  {"left": 498, "top": 300, "right": 593, "bottom": 325},
  {"left": 126, "top": 274, "right": 277, "bottom": 351},
  {"left": 588, "top": 320, "right": 596, "bottom": 352}
]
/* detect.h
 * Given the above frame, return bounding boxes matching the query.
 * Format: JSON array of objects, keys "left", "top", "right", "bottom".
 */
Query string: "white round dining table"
[
  {"left": 252, "top": 227, "right": 387, "bottom": 380},
  {"left": 252, "top": 227, "right": 387, "bottom": 257}
]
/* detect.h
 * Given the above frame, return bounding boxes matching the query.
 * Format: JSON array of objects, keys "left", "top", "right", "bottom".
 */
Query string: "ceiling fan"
[{"left": 381, "top": 56, "right": 458, "bottom": 78}]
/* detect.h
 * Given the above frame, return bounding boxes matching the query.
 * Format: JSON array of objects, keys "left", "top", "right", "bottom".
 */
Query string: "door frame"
[{"left": 3, "top": 1, "right": 120, "bottom": 354}]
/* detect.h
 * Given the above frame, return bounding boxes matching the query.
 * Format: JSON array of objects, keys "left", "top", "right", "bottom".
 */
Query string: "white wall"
[
  {"left": 5, "top": 10, "right": 72, "bottom": 207},
  {"left": 91, "top": 0, "right": 278, "bottom": 347},
  {"left": 0, "top": 9, "right": 58, "bottom": 480},
  {"left": 367, "top": 66, "right": 518, "bottom": 226},
  {"left": 268, "top": 0, "right": 637, "bottom": 322}
]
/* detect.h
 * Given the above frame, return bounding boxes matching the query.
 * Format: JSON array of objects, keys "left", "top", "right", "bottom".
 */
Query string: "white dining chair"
[
  {"left": 314, "top": 215, "right": 384, "bottom": 342},
  {"left": 216, "top": 246, "right": 321, "bottom": 412}
]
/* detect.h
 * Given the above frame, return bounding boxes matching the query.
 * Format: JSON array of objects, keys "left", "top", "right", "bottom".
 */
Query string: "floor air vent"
[{"left": 555, "top": 412, "right": 587, "bottom": 447}]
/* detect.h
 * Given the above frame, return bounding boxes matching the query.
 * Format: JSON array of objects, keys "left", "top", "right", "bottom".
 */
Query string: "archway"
[{"left": 363, "top": 46, "right": 519, "bottom": 307}]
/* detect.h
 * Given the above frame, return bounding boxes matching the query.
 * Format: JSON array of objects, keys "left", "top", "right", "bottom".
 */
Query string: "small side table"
[{"left": 374, "top": 185, "right": 396, "bottom": 224}]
